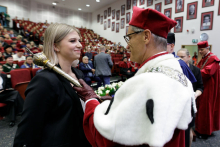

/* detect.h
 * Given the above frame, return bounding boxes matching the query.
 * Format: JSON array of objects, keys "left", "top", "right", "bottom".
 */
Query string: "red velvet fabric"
[
  {"left": 83, "top": 100, "right": 185, "bottom": 147},
  {"left": 197, "top": 41, "right": 209, "bottom": 48},
  {"left": 196, "top": 52, "right": 220, "bottom": 135},
  {"left": 119, "top": 61, "right": 131, "bottom": 68},
  {"left": 129, "top": 7, "right": 177, "bottom": 39},
  {"left": 10, "top": 69, "right": 31, "bottom": 88}
]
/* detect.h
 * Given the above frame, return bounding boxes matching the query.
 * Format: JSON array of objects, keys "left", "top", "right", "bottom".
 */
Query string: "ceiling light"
[
  {"left": 78, "top": 8, "right": 82, "bottom": 10},
  {"left": 96, "top": 0, "right": 100, "bottom": 2},
  {"left": 86, "top": 4, "right": 90, "bottom": 7},
  {"left": 52, "top": 2, "right": 57, "bottom": 5}
]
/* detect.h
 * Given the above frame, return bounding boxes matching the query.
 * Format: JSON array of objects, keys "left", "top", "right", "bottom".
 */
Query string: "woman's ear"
[{"left": 54, "top": 44, "right": 60, "bottom": 52}]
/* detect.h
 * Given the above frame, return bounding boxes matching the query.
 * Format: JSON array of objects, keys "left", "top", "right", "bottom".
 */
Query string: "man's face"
[
  {"left": 198, "top": 48, "right": 209, "bottom": 56},
  {"left": 0, "top": 37, "right": 4, "bottom": 42},
  {"left": 189, "top": 5, "right": 195, "bottom": 13},
  {"left": 167, "top": 44, "right": 174, "bottom": 53},
  {"left": 17, "top": 52, "right": 23, "bottom": 57},
  {"left": 26, "top": 44, "right": 31, "bottom": 48},
  {"left": 10, "top": 30, "right": 14, "bottom": 34},
  {"left": 204, "top": 16, "right": 210, "bottom": 23},
  {"left": 165, "top": 11, "right": 170, "bottom": 17},
  {"left": 177, "top": 51, "right": 190, "bottom": 64},
  {"left": 126, "top": 26, "right": 145, "bottom": 63}
]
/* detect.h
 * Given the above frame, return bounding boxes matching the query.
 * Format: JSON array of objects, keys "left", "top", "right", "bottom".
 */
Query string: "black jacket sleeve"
[
  {"left": 13, "top": 71, "right": 59, "bottom": 147},
  {"left": 194, "top": 66, "right": 204, "bottom": 93}
]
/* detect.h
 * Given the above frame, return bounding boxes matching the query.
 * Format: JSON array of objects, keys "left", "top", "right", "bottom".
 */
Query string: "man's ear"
[{"left": 144, "top": 29, "right": 151, "bottom": 45}]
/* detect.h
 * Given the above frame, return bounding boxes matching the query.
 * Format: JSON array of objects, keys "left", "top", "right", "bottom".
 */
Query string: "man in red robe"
[
  {"left": 74, "top": 7, "right": 194, "bottom": 147},
  {"left": 195, "top": 41, "right": 220, "bottom": 138}
]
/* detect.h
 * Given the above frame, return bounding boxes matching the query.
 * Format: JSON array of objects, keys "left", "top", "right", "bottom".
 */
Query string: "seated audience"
[
  {"left": 3, "top": 55, "right": 19, "bottom": 73},
  {"left": 119, "top": 57, "right": 135, "bottom": 79},
  {"left": 20, "top": 56, "right": 38, "bottom": 68},
  {"left": 11, "top": 43, "right": 18, "bottom": 51},
  {"left": 9, "top": 30, "right": 16, "bottom": 38},
  {"left": 0, "top": 42, "right": 4, "bottom": 52},
  {"left": 0, "top": 63, "right": 24, "bottom": 127},
  {"left": 0, "top": 36, "right": 8, "bottom": 47},
  {"left": 38, "top": 44, "right": 43, "bottom": 52},
  {"left": 0, "top": 52, "right": 3, "bottom": 61},
  {"left": 3, "top": 45, "right": 14, "bottom": 57},
  {"left": 79, "top": 56, "right": 101, "bottom": 88},
  {"left": 30, "top": 41, "right": 36, "bottom": 48},
  {"left": 85, "top": 48, "right": 93, "bottom": 63},
  {"left": 12, "top": 49, "right": 25, "bottom": 61}
]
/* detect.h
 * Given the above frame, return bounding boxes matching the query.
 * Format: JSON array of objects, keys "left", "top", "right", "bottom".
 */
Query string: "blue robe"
[{"left": 172, "top": 52, "right": 197, "bottom": 83}]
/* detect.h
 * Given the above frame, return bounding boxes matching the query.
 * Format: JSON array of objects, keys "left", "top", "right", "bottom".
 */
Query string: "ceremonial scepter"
[{"left": 25, "top": 47, "right": 82, "bottom": 87}]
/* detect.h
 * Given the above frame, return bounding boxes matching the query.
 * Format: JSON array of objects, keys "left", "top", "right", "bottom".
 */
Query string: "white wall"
[
  {"left": 0, "top": 0, "right": 92, "bottom": 28},
  {"left": 91, "top": 0, "right": 220, "bottom": 57}
]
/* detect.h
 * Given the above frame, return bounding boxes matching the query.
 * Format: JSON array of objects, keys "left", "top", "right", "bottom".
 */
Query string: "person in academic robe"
[
  {"left": 0, "top": 63, "right": 24, "bottom": 127},
  {"left": 119, "top": 57, "right": 135, "bottom": 79},
  {"left": 167, "top": 33, "right": 197, "bottom": 84},
  {"left": 177, "top": 48, "right": 204, "bottom": 147},
  {"left": 3, "top": 55, "right": 19, "bottom": 73},
  {"left": 12, "top": 49, "right": 26, "bottom": 62},
  {"left": 73, "top": 7, "right": 194, "bottom": 147},
  {"left": 195, "top": 41, "right": 220, "bottom": 139},
  {"left": 13, "top": 23, "right": 91, "bottom": 147},
  {"left": 20, "top": 56, "right": 38, "bottom": 68}
]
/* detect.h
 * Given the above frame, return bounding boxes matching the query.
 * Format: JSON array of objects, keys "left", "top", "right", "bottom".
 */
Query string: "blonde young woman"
[{"left": 14, "top": 23, "right": 91, "bottom": 147}]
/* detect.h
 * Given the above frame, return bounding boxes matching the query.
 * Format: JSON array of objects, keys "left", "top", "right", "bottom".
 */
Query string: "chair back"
[
  {"left": 32, "top": 68, "right": 41, "bottom": 77},
  {"left": 10, "top": 69, "right": 31, "bottom": 88},
  {"left": 18, "top": 60, "right": 25, "bottom": 67}
]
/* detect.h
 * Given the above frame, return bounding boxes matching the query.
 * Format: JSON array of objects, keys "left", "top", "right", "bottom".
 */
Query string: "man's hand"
[
  {"left": 72, "top": 79, "right": 99, "bottom": 102},
  {"left": 127, "top": 70, "right": 130, "bottom": 73}
]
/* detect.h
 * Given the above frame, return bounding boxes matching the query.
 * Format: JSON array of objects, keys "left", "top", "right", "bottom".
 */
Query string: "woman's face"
[{"left": 56, "top": 31, "right": 82, "bottom": 62}]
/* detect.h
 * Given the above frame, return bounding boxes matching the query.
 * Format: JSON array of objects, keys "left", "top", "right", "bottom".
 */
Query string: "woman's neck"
[{"left": 58, "top": 56, "right": 73, "bottom": 75}]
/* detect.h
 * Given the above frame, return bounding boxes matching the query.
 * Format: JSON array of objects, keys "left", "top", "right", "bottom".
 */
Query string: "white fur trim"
[{"left": 93, "top": 54, "right": 194, "bottom": 146}]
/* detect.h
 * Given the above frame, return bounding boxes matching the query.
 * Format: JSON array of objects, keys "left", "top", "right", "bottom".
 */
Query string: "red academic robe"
[
  {"left": 83, "top": 100, "right": 185, "bottom": 147},
  {"left": 196, "top": 52, "right": 220, "bottom": 135}
]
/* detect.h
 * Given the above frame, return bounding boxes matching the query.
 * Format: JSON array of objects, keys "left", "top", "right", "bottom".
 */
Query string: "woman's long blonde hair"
[{"left": 43, "top": 23, "right": 80, "bottom": 65}]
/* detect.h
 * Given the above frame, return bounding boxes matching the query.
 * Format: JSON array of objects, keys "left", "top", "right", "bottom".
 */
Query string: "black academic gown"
[
  {"left": 0, "top": 73, "right": 24, "bottom": 121},
  {"left": 13, "top": 67, "right": 91, "bottom": 147}
]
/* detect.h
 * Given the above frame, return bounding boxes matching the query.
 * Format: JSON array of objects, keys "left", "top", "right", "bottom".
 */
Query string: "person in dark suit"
[
  {"left": 177, "top": 48, "right": 204, "bottom": 147},
  {"left": 94, "top": 46, "right": 113, "bottom": 86},
  {"left": 79, "top": 56, "right": 101, "bottom": 88},
  {"left": 0, "top": 63, "right": 24, "bottom": 127},
  {"left": 85, "top": 48, "right": 93, "bottom": 63},
  {"left": 119, "top": 57, "right": 135, "bottom": 79},
  {"left": 13, "top": 23, "right": 91, "bottom": 147}
]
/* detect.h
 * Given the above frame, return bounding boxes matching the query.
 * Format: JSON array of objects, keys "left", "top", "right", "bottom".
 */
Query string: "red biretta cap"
[
  {"left": 197, "top": 41, "right": 209, "bottom": 48},
  {"left": 129, "top": 7, "right": 177, "bottom": 39},
  {"left": 17, "top": 49, "right": 24, "bottom": 53}
]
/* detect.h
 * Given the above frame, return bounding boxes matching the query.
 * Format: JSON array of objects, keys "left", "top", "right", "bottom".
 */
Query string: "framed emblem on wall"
[
  {"left": 108, "top": 19, "right": 111, "bottom": 28},
  {"left": 187, "top": 1, "right": 198, "bottom": 20},
  {"left": 139, "top": 0, "right": 145, "bottom": 6},
  {"left": 121, "top": 5, "right": 125, "bottom": 16},
  {"left": 116, "top": 23, "right": 120, "bottom": 33},
  {"left": 126, "top": 12, "right": 131, "bottom": 24},
  {"left": 116, "top": 10, "right": 120, "bottom": 20},
  {"left": 121, "top": 18, "right": 125, "bottom": 29},
  {"left": 165, "top": 0, "right": 172, "bottom": 5},
  {"left": 112, "top": 9, "right": 115, "bottom": 19},
  {"left": 112, "top": 22, "right": 115, "bottom": 31},
  {"left": 174, "top": 16, "right": 183, "bottom": 33},
  {"left": 147, "top": 0, "right": 153, "bottom": 6},
  {"left": 108, "top": 7, "right": 111, "bottom": 17},
  {"left": 133, "top": 0, "right": 137, "bottom": 7},
  {"left": 164, "top": 8, "right": 172, "bottom": 19},
  {"left": 97, "top": 14, "right": 100, "bottom": 23},
  {"left": 101, "top": 16, "right": 103, "bottom": 24},
  {"left": 175, "top": 0, "right": 184, "bottom": 13},
  {"left": 202, "top": 0, "right": 215, "bottom": 8},
  {"left": 155, "top": 2, "right": 162, "bottom": 12},
  {"left": 104, "top": 10, "right": 107, "bottom": 19},
  {"left": 200, "top": 11, "right": 213, "bottom": 31},
  {"left": 127, "top": 0, "right": 131, "bottom": 10}
]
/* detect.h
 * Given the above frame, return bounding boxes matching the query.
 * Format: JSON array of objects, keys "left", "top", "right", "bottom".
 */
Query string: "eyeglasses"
[{"left": 123, "top": 31, "right": 143, "bottom": 44}]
